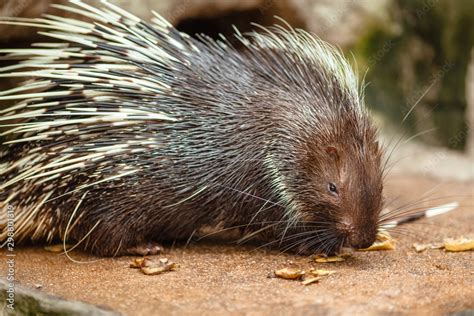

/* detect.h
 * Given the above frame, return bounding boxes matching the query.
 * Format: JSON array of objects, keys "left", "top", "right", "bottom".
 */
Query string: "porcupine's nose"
[
  {"left": 337, "top": 218, "right": 376, "bottom": 249},
  {"left": 349, "top": 233, "right": 375, "bottom": 249}
]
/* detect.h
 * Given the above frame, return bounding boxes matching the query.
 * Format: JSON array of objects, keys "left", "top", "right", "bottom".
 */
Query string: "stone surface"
[
  {"left": 352, "top": 0, "right": 474, "bottom": 151},
  {"left": 0, "top": 279, "right": 118, "bottom": 315},
  {"left": 288, "top": 0, "right": 393, "bottom": 47},
  {"left": 466, "top": 49, "right": 474, "bottom": 157}
]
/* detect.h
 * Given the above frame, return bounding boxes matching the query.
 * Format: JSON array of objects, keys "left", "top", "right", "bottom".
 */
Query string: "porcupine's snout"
[
  {"left": 349, "top": 231, "right": 376, "bottom": 249},
  {"left": 336, "top": 218, "right": 377, "bottom": 249}
]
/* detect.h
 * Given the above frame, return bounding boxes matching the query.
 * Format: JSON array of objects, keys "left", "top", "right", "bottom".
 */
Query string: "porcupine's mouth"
[
  {"left": 289, "top": 230, "right": 347, "bottom": 255},
  {"left": 276, "top": 218, "right": 348, "bottom": 255}
]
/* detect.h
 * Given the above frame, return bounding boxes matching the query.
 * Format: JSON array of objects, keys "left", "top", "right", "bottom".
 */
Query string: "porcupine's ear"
[{"left": 325, "top": 146, "right": 339, "bottom": 161}]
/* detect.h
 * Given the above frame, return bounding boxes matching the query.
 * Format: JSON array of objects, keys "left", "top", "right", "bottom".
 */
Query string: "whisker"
[
  {"left": 402, "top": 127, "right": 438, "bottom": 144},
  {"left": 382, "top": 183, "right": 445, "bottom": 216},
  {"left": 402, "top": 80, "right": 436, "bottom": 122},
  {"left": 381, "top": 130, "right": 408, "bottom": 177},
  {"left": 386, "top": 227, "right": 428, "bottom": 240},
  {"left": 256, "top": 229, "right": 331, "bottom": 253},
  {"left": 246, "top": 200, "right": 271, "bottom": 229},
  {"left": 237, "top": 223, "right": 278, "bottom": 244},
  {"left": 291, "top": 231, "right": 335, "bottom": 255},
  {"left": 196, "top": 220, "right": 284, "bottom": 240},
  {"left": 185, "top": 229, "right": 197, "bottom": 248},
  {"left": 216, "top": 184, "right": 286, "bottom": 208},
  {"left": 314, "top": 235, "right": 336, "bottom": 255},
  {"left": 379, "top": 195, "right": 463, "bottom": 221}
]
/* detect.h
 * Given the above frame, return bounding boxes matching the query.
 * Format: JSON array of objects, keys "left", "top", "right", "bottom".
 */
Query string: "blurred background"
[{"left": 1, "top": 0, "right": 473, "bottom": 180}]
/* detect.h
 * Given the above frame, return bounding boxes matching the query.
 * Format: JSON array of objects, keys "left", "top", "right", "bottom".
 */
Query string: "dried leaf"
[
  {"left": 412, "top": 243, "right": 430, "bottom": 253},
  {"left": 360, "top": 239, "right": 396, "bottom": 251},
  {"left": 309, "top": 269, "right": 336, "bottom": 276},
  {"left": 130, "top": 257, "right": 177, "bottom": 275},
  {"left": 301, "top": 276, "right": 321, "bottom": 286},
  {"left": 444, "top": 237, "right": 474, "bottom": 252},
  {"left": 274, "top": 268, "right": 305, "bottom": 280},
  {"left": 129, "top": 257, "right": 152, "bottom": 269},
  {"left": 358, "top": 231, "right": 396, "bottom": 251},
  {"left": 412, "top": 242, "right": 444, "bottom": 253},
  {"left": 141, "top": 260, "right": 177, "bottom": 275}
]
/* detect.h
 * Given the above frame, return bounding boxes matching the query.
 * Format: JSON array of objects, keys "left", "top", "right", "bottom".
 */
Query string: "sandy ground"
[{"left": 1, "top": 174, "right": 473, "bottom": 315}]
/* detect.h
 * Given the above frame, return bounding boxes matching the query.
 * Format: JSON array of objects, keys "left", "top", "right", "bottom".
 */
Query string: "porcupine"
[{"left": 0, "top": 0, "right": 385, "bottom": 256}]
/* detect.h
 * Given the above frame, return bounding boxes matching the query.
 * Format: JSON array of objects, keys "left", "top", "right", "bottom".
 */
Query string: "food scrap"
[
  {"left": 411, "top": 236, "right": 473, "bottom": 253},
  {"left": 444, "top": 236, "right": 474, "bottom": 252},
  {"left": 308, "top": 269, "right": 336, "bottom": 276},
  {"left": 129, "top": 257, "right": 152, "bottom": 268},
  {"left": 301, "top": 277, "right": 321, "bottom": 286},
  {"left": 130, "top": 257, "right": 177, "bottom": 275},
  {"left": 412, "top": 242, "right": 443, "bottom": 253},
  {"left": 274, "top": 268, "right": 305, "bottom": 280},
  {"left": 272, "top": 266, "right": 336, "bottom": 286},
  {"left": 358, "top": 230, "right": 395, "bottom": 251}
]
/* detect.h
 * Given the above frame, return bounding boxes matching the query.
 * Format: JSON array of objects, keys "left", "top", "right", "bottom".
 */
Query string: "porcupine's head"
[{"left": 243, "top": 27, "right": 385, "bottom": 254}]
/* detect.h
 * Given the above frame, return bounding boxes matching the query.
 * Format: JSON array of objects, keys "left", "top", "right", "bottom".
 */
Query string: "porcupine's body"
[{"left": 0, "top": 1, "right": 383, "bottom": 256}]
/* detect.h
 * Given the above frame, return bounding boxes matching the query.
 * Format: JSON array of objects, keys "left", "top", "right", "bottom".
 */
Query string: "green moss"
[{"left": 349, "top": 0, "right": 473, "bottom": 150}]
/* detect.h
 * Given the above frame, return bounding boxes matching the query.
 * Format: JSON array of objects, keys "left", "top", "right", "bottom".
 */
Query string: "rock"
[
  {"left": 466, "top": 49, "right": 474, "bottom": 157},
  {"left": 288, "top": 0, "right": 393, "bottom": 47},
  {"left": 350, "top": 0, "right": 473, "bottom": 151},
  {"left": 0, "top": 279, "right": 118, "bottom": 315}
]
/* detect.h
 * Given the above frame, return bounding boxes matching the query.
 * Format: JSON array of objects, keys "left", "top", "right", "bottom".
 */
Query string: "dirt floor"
[{"left": 1, "top": 174, "right": 473, "bottom": 315}]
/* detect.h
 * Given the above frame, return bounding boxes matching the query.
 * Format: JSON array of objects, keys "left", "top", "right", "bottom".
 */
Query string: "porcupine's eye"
[{"left": 327, "top": 182, "right": 338, "bottom": 195}]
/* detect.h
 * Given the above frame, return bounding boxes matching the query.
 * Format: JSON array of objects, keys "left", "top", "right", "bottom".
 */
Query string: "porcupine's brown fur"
[{"left": 0, "top": 0, "right": 383, "bottom": 256}]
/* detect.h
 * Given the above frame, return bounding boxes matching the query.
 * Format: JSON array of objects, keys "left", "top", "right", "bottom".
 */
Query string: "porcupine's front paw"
[{"left": 125, "top": 242, "right": 163, "bottom": 256}]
